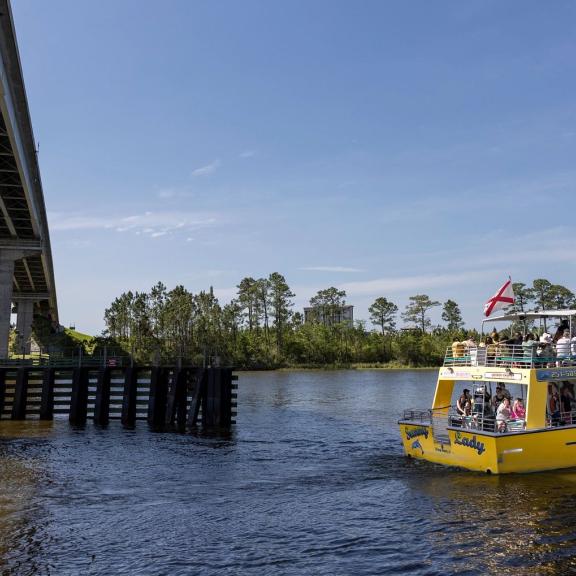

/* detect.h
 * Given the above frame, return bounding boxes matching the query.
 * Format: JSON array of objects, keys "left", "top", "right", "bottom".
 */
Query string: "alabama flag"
[{"left": 484, "top": 279, "right": 515, "bottom": 317}]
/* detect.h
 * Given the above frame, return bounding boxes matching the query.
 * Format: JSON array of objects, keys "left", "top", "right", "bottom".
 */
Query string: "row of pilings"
[{"left": 0, "top": 365, "right": 237, "bottom": 430}]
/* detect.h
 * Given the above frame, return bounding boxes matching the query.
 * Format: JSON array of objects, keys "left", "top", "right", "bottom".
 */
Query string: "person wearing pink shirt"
[{"left": 511, "top": 398, "right": 526, "bottom": 420}]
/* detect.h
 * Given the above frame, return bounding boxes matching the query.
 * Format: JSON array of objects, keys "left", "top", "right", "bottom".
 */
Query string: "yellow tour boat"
[{"left": 399, "top": 310, "right": 576, "bottom": 474}]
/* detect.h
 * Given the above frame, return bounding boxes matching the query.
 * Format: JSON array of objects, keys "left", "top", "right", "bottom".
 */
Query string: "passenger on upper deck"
[
  {"left": 554, "top": 320, "right": 570, "bottom": 343},
  {"left": 538, "top": 333, "right": 555, "bottom": 367},
  {"left": 490, "top": 328, "right": 500, "bottom": 343},
  {"left": 462, "top": 335, "right": 477, "bottom": 350},
  {"left": 522, "top": 333, "right": 538, "bottom": 364},
  {"left": 556, "top": 330, "right": 572, "bottom": 365},
  {"left": 484, "top": 336, "right": 497, "bottom": 363},
  {"left": 496, "top": 338, "right": 512, "bottom": 365},
  {"left": 451, "top": 339, "right": 466, "bottom": 359}
]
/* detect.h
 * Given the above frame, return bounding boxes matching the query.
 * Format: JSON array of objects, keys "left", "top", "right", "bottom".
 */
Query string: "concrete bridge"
[{"left": 0, "top": 2, "right": 58, "bottom": 357}]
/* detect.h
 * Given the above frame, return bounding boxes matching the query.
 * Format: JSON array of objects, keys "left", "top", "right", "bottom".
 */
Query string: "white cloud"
[
  {"left": 191, "top": 159, "right": 221, "bottom": 177},
  {"left": 157, "top": 188, "right": 176, "bottom": 199},
  {"left": 339, "top": 271, "right": 489, "bottom": 296},
  {"left": 239, "top": 150, "right": 257, "bottom": 158},
  {"left": 301, "top": 266, "right": 364, "bottom": 273},
  {"left": 49, "top": 210, "right": 219, "bottom": 238},
  {"left": 212, "top": 286, "right": 238, "bottom": 301},
  {"left": 155, "top": 186, "right": 193, "bottom": 199}
]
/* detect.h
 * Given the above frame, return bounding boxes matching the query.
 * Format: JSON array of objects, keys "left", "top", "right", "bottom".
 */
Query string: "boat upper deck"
[{"left": 443, "top": 343, "right": 576, "bottom": 371}]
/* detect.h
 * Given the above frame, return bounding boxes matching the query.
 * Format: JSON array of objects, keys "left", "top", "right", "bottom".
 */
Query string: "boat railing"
[
  {"left": 404, "top": 405, "right": 576, "bottom": 434},
  {"left": 448, "top": 411, "right": 500, "bottom": 433},
  {"left": 451, "top": 408, "right": 576, "bottom": 433},
  {"left": 402, "top": 405, "right": 452, "bottom": 424},
  {"left": 401, "top": 408, "right": 431, "bottom": 423},
  {"left": 443, "top": 343, "right": 576, "bottom": 369},
  {"left": 547, "top": 409, "right": 576, "bottom": 428}
]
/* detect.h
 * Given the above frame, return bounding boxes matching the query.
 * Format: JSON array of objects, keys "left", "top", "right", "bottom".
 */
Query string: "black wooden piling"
[
  {"left": 0, "top": 362, "right": 236, "bottom": 429},
  {"left": 11, "top": 367, "right": 29, "bottom": 420},
  {"left": 231, "top": 374, "right": 238, "bottom": 424},
  {"left": 69, "top": 367, "right": 90, "bottom": 425},
  {"left": 202, "top": 368, "right": 234, "bottom": 427},
  {"left": 165, "top": 368, "right": 188, "bottom": 430},
  {"left": 94, "top": 367, "right": 112, "bottom": 425},
  {"left": 203, "top": 368, "right": 220, "bottom": 427},
  {"left": 121, "top": 366, "right": 138, "bottom": 428},
  {"left": 186, "top": 368, "right": 205, "bottom": 428},
  {"left": 175, "top": 369, "right": 188, "bottom": 431},
  {"left": 147, "top": 367, "right": 168, "bottom": 427},
  {"left": 165, "top": 369, "right": 176, "bottom": 425},
  {"left": 219, "top": 368, "right": 233, "bottom": 427},
  {"left": 39, "top": 367, "right": 55, "bottom": 420},
  {"left": 0, "top": 368, "right": 6, "bottom": 417}
]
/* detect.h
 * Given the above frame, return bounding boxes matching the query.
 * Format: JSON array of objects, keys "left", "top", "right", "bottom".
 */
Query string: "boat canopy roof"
[{"left": 482, "top": 310, "right": 576, "bottom": 325}]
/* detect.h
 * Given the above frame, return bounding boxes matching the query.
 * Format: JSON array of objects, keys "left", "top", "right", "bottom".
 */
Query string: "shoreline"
[{"left": 243, "top": 364, "right": 439, "bottom": 372}]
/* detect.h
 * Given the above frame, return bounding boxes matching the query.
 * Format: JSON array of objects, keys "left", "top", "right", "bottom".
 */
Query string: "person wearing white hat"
[{"left": 538, "top": 333, "right": 555, "bottom": 367}]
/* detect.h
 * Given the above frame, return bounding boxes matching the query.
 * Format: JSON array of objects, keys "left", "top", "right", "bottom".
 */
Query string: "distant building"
[{"left": 304, "top": 305, "right": 354, "bottom": 326}]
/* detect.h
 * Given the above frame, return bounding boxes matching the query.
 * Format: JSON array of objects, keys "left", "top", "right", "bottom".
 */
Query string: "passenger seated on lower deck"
[
  {"left": 548, "top": 384, "right": 561, "bottom": 426},
  {"left": 456, "top": 389, "right": 471, "bottom": 416},
  {"left": 511, "top": 397, "right": 526, "bottom": 420},
  {"left": 496, "top": 397, "right": 511, "bottom": 432},
  {"left": 491, "top": 385, "right": 510, "bottom": 412},
  {"left": 560, "top": 384, "right": 573, "bottom": 425}
]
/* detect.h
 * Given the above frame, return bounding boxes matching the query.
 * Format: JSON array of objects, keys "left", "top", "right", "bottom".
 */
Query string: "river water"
[{"left": 1, "top": 370, "right": 576, "bottom": 575}]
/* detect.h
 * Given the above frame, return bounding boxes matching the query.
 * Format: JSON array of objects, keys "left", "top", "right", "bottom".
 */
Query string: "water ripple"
[{"left": 1, "top": 370, "right": 576, "bottom": 575}]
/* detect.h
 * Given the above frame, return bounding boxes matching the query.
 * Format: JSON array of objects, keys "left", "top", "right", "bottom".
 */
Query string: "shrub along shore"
[{"left": 25, "top": 277, "right": 572, "bottom": 369}]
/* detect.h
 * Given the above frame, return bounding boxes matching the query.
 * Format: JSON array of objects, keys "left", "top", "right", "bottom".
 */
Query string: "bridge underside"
[{"left": 0, "top": 1, "right": 58, "bottom": 357}]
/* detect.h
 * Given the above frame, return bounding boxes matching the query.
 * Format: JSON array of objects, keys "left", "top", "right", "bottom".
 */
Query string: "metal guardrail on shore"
[{"left": 0, "top": 355, "right": 130, "bottom": 368}]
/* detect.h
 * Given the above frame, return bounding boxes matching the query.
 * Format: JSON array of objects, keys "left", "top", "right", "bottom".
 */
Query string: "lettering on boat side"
[
  {"left": 411, "top": 440, "right": 424, "bottom": 454},
  {"left": 483, "top": 371, "right": 522, "bottom": 381},
  {"left": 454, "top": 431, "right": 485, "bottom": 455},
  {"left": 440, "top": 369, "right": 471, "bottom": 379},
  {"left": 537, "top": 368, "right": 576, "bottom": 382},
  {"left": 405, "top": 426, "right": 429, "bottom": 440},
  {"left": 440, "top": 370, "right": 524, "bottom": 381}
]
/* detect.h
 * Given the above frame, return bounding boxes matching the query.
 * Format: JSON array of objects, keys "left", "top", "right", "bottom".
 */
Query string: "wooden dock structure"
[{"left": 0, "top": 365, "right": 237, "bottom": 429}]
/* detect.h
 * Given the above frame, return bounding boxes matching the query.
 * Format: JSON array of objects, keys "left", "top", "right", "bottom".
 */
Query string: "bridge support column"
[
  {"left": 15, "top": 300, "right": 34, "bottom": 356},
  {"left": 0, "top": 246, "right": 43, "bottom": 359},
  {"left": 0, "top": 250, "right": 18, "bottom": 359}
]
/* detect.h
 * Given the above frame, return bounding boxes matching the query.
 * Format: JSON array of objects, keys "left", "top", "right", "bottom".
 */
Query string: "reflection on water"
[{"left": 1, "top": 370, "right": 576, "bottom": 575}]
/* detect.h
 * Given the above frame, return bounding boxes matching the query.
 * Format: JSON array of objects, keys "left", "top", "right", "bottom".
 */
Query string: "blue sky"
[{"left": 11, "top": 0, "right": 576, "bottom": 334}]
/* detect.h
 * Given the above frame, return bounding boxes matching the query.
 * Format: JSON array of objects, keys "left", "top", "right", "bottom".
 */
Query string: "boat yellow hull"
[{"left": 399, "top": 421, "right": 576, "bottom": 474}]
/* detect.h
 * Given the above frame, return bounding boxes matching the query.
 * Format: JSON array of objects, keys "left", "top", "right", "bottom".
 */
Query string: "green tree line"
[{"left": 83, "top": 276, "right": 575, "bottom": 368}]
